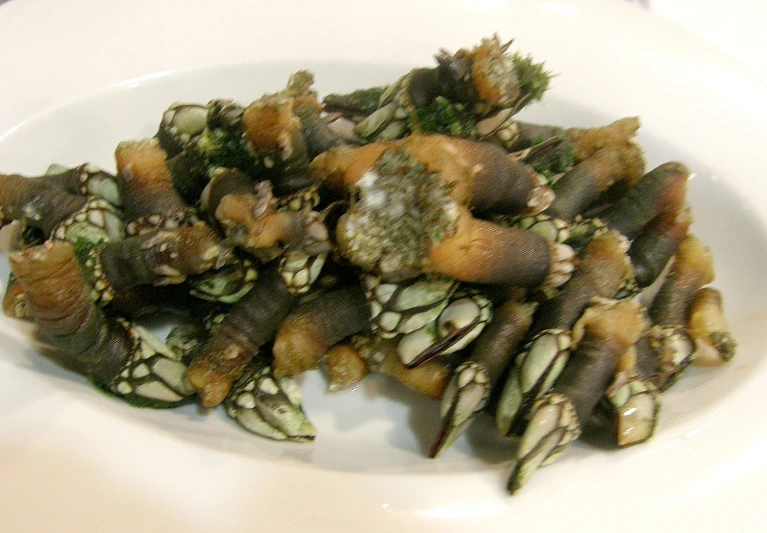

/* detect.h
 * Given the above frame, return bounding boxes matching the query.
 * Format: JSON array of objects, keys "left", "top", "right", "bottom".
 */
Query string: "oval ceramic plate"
[{"left": 1, "top": 1, "right": 766, "bottom": 531}]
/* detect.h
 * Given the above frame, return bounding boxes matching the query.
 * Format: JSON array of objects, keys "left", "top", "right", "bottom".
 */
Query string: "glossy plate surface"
[{"left": 1, "top": 1, "right": 766, "bottom": 531}]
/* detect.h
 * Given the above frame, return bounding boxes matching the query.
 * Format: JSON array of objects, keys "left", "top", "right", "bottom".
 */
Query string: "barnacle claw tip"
[
  {"left": 507, "top": 393, "right": 580, "bottom": 495},
  {"left": 429, "top": 361, "right": 489, "bottom": 458}
]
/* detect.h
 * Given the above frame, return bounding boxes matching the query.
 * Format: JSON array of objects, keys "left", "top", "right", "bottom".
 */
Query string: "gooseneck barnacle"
[{"left": 0, "top": 34, "right": 738, "bottom": 497}]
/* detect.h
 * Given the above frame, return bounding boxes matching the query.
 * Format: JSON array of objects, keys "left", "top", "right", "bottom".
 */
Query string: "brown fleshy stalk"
[
  {"left": 688, "top": 287, "right": 736, "bottom": 366},
  {"left": 185, "top": 265, "right": 298, "bottom": 407},
  {"left": 324, "top": 343, "right": 370, "bottom": 392},
  {"left": 353, "top": 336, "right": 453, "bottom": 400},
  {"left": 532, "top": 230, "right": 632, "bottom": 334},
  {"left": 547, "top": 143, "right": 645, "bottom": 222},
  {"left": 272, "top": 284, "right": 370, "bottom": 378},
  {"left": 313, "top": 141, "right": 570, "bottom": 287},
  {"left": 599, "top": 162, "right": 689, "bottom": 240},
  {"left": 114, "top": 138, "right": 198, "bottom": 235}
]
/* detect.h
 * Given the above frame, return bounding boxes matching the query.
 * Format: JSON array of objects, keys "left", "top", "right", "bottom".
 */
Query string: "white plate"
[{"left": 1, "top": 1, "right": 767, "bottom": 531}]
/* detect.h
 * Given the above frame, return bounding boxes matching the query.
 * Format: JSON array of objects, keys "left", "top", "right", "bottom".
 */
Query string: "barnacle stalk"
[
  {"left": 546, "top": 144, "right": 645, "bottom": 222},
  {"left": 688, "top": 287, "right": 737, "bottom": 366},
  {"left": 599, "top": 161, "right": 689, "bottom": 240},
  {"left": 185, "top": 265, "right": 298, "bottom": 407},
  {"left": 9, "top": 241, "right": 194, "bottom": 407},
  {"left": 499, "top": 233, "right": 633, "bottom": 431},
  {"left": 240, "top": 71, "right": 320, "bottom": 196},
  {"left": 0, "top": 173, "right": 122, "bottom": 245},
  {"left": 80, "top": 222, "right": 228, "bottom": 304},
  {"left": 323, "top": 343, "right": 370, "bottom": 392},
  {"left": 430, "top": 299, "right": 534, "bottom": 457},
  {"left": 312, "top": 140, "right": 569, "bottom": 287},
  {"left": 353, "top": 336, "right": 454, "bottom": 399},
  {"left": 628, "top": 208, "right": 691, "bottom": 288},
  {"left": 225, "top": 358, "right": 316, "bottom": 442},
  {"left": 314, "top": 135, "right": 553, "bottom": 216},
  {"left": 114, "top": 139, "right": 199, "bottom": 235},
  {"left": 508, "top": 298, "right": 647, "bottom": 493},
  {"left": 506, "top": 117, "right": 640, "bottom": 162},
  {"left": 531, "top": 230, "right": 632, "bottom": 335},
  {"left": 272, "top": 284, "right": 370, "bottom": 378},
  {"left": 645, "top": 234, "right": 715, "bottom": 389}
]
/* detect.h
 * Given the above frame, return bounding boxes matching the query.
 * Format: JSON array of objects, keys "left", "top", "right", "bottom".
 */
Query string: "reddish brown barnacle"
[
  {"left": 9, "top": 242, "right": 93, "bottom": 339},
  {"left": 357, "top": 337, "right": 454, "bottom": 400},
  {"left": 9, "top": 241, "right": 124, "bottom": 377},
  {"left": 241, "top": 75, "right": 317, "bottom": 196},
  {"left": 532, "top": 230, "right": 632, "bottom": 335},
  {"left": 688, "top": 287, "right": 737, "bottom": 366},
  {"left": 599, "top": 162, "right": 689, "bottom": 240},
  {"left": 628, "top": 208, "right": 692, "bottom": 288},
  {"left": 114, "top": 139, "right": 198, "bottom": 235},
  {"left": 566, "top": 117, "right": 642, "bottom": 163},
  {"left": 312, "top": 141, "right": 569, "bottom": 287},
  {"left": 185, "top": 265, "right": 298, "bottom": 407},
  {"left": 86, "top": 222, "right": 227, "bottom": 294},
  {"left": 2, "top": 221, "right": 44, "bottom": 319},
  {"left": 214, "top": 184, "right": 330, "bottom": 259},
  {"left": 427, "top": 203, "right": 566, "bottom": 287},
  {"left": 565, "top": 299, "right": 648, "bottom": 422},
  {"left": 637, "top": 235, "right": 714, "bottom": 390},
  {"left": 11, "top": 241, "right": 195, "bottom": 406},
  {"left": 507, "top": 298, "right": 647, "bottom": 494},
  {"left": 399, "top": 135, "right": 552, "bottom": 216},
  {"left": 9, "top": 242, "right": 126, "bottom": 380},
  {"left": 509, "top": 117, "right": 640, "bottom": 162},
  {"left": 547, "top": 144, "right": 645, "bottom": 222},
  {"left": 324, "top": 343, "right": 370, "bottom": 392},
  {"left": 311, "top": 135, "right": 553, "bottom": 216},
  {"left": 469, "top": 36, "right": 520, "bottom": 109},
  {"left": 0, "top": 173, "right": 88, "bottom": 235},
  {"left": 649, "top": 234, "right": 715, "bottom": 328},
  {"left": 272, "top": 284, "right": 370, "bottom": 378}
]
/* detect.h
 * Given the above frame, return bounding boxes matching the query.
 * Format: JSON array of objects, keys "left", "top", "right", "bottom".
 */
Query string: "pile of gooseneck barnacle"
[{"left": 0, "top": 35, "right": 736, "bottom": 494}]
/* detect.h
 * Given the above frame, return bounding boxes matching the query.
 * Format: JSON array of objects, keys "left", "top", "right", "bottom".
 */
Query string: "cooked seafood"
[{"left": 0, "top": 34, "right": 737, "bottom": 496}]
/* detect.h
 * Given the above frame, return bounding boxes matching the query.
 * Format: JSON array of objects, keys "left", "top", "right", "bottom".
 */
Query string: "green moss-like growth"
[
  {"left": 410, "top": 96, "right": 479, "bottom": 138},
  {"left": 511, "top": 52, "right": 554, "bottom": 109},
  {"left": 196, "top": 129, "right": 258, "bottom": 175},
  {"left": 530, "top": 137, "right": 576, "bottom": 178}
]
